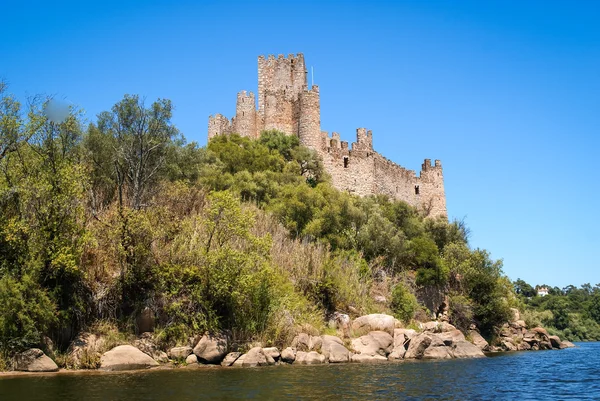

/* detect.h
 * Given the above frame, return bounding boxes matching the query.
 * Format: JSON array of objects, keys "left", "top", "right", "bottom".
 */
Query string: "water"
[{"left": 1, "top": 342, "right": 599, "bottom": 400}]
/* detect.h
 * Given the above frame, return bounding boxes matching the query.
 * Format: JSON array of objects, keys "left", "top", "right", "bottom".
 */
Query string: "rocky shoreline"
[{"left": 6, "top": 312, "right": 574, "bottom": 374}]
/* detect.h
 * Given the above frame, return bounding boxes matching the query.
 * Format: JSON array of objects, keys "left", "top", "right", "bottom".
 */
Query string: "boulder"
[
  {"left": 321, "top": 335, "right": 349, "bottom": 363},
  {"left": 562, "top": 341, "right": 575, "bottom": 348},
  {"left": 262, "top": 347, "right": 280, "bottom": 360},
  {"left": 518, "top": 341, "right": 532, "bottom": 351},
  {"left": 193, "top": 333, "right": 228, "bottom": 364},
  {"left": 468, "top": 330, "right": 489, "bottom": 351},
  {"left": 351, "top": 314, "right": 395, "bottom": 336},
  {"left": 422, "top": 335, "right": 452, "bottom": 360},
  {"left": 300, "top": 351, "right": 326, "bottom": 365},
  {"left": 388, "top": 348, "right": 406, "bottom": 360},
  {"left": 168, "top": 346, "right": 193, "bottom": 360},
  {"left": 510, "top": 308, "right": 521, "bottom": 322},
  {"left": 241, "top": 347, "right": 275, "bottom": 367},
  {"left": 548, "top": 335, "right": 563, "bottom": 349},
  {"left": 437, "top": 329, "right": 465, "bottom": 346},
  {"left": 373, "top": 295, "right": 387, "bottom": 304},
  {"left": 14, "top": 349, "right": 59, "bottom": 372},
  {"left": 351, "top": 354, "right": 388, "bottom": 363},
  {"left": 232, "top": 354, "right": 246, "bottom": 367},
  {"left": 185, "top": 354, "right": 198, "bottom": 364},
  {"left": 501, "top": 340, "right": 517, "bottom": 351},
  {"left": 351, "top": 331, "right": 393, "bottom": 357},
  {"left": 100, "top": 345, "right": 159, "bottom": 371},
  {"left": 291, "top": 333, "right": 322, "bottom": 352},
  {"left": 395, "top": 328, "right": 417, "bottom": 341},
  {"left": 281, "top": 347, "right": 296, "bottom": 363},
  {"left": 404, "top": 333, "right": 433, "bottom": 359},
  {"left": 221, "top": 352, "right": 241, "bottom": 367},
  {"left": 451, "top": 340, "right": 485, "bottom": 358}
]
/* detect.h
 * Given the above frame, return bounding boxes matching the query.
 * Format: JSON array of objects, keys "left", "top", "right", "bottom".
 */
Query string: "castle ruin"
[{"left": 208, "top": 53, "right": 447, "bottom": 218}]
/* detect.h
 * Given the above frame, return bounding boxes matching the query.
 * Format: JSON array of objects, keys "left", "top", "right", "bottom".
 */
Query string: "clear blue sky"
[{"left": 2, "top": 0, "right": 599, "bottom": 288}]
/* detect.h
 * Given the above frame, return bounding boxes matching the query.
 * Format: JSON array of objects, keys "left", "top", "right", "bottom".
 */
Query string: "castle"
[{"left": 208, "top": 53, "right": 447, "bottom": 218}]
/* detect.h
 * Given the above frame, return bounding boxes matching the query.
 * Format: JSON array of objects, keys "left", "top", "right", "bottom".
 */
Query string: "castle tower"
[
  {"left": 418, "top": 159, "right": 447, "bottom": 217},
  {"left": 234, "top": 91, "right": 257, "bottom": 138},
  {"left": 208, "top": 114, "right": 232, "bottom": 140},
  {"left": 298, "top": 85, "right": 321, "bottom": 150}
]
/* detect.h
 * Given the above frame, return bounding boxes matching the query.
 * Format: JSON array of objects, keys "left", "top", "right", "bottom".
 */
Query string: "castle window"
[
  {"left": 415, "top": 185, "right": 420, "bottom": 195},
  {"left": 343, "top": 157, "right": 349, "bottom": 168}
]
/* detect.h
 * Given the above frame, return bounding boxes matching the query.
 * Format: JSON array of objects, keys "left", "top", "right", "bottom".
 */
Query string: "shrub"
[{"left": 391, "top": 283, "right": 418, "bottom": 324}]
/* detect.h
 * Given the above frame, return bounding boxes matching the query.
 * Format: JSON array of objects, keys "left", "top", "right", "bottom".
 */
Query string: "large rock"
[
  {"left": 451, "top": 340, "right": 485, "bottom": 358},
  {"left": 501, "top": 340, "right": 517, "bottom": 351},
  {"left": 404, "top": 333, "right": 433, "bottom": 359},
  {"left": 352, "top": 314, "right": 396, "bottom": 336},
  {"left": 548, "top": 335, "right": 563, "bottom": 349},
  {"left": 14, "top": 349, "right": 59, "bottom": 372},
  {"left": 321, "top": 335, "right": 349, "bottom": 363},
  {"left": 221, "top": 352, "right": 241, "bottom": 367},
  {"left": 100, "top": 345, "right": 159, "bottom": 371},
  {"left": 291, "top": 333, "right": 322, "bottom": 352},
  {"left": 351, "top": 331, "right": 393, "bottom": 357},
  {"left": 562, "top": 341, "right": 575, "bottom": 348},
  {"left": 468, "top": 330, "right": 489, "bottom": 351},
  {"left": 294, "top": 350, "right": 326, "bottom": 364},
  {"left": 388, "top": 329, "right": 409, "bottom": 360},
  {"left": 168, "top": 346, "right": 193, "bottom": 360},
  {"left": 241, "top": 347, "right": 275, "bottom": 367},
  {"left": 437, "top": 329, "right": 465, "bottom": 346},
  {"left": 281, "top": 347, "right": 296, "bottom": 363},
  {"left": 395, "top": 328, "right": 417, "bottom": 341},
  {"left": 351, "top": 354, "right": 388, "bottom": 363},
  {"left": 422, "top": 335, "right": 452, "bottom": 360},
  {"left": 186, "top": 354, "right": 198, "bottom": 364},
  {"left": 262, "top": 347, "right": 280, "bottom": 361},
  {"left": 193, "top": 333, "right": 228, "bottom": 364}
]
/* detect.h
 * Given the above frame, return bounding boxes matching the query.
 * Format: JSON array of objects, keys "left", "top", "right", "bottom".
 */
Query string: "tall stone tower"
[{"left": 207, "top": 53, "right": 448, "bottom": 219}]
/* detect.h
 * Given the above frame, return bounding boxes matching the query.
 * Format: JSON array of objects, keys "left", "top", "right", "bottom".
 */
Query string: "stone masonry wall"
[{"left": 207, "top": 53, "right": 447, "bottom": 218}]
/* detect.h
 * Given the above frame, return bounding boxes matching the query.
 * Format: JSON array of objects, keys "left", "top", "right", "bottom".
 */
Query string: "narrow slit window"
[
  {"left": 415, "top": 185, "right": 420, "bottom": 195},
  {"left": 343, "top": 157, "right": 349, "bottom": 168}
]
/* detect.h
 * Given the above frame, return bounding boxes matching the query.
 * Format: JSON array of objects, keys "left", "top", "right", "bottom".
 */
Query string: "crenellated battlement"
[{"left": 207, "top": 53, "right": 447, "bottom": 218}]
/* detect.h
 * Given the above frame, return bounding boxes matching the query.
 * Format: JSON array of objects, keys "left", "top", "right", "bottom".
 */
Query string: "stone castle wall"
[{"left": 207, "top": 54, "right": 447, "bottom": 218}]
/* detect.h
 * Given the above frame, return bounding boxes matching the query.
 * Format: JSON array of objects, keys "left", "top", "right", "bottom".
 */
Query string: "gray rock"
[
  {"left": 14, "top": 348, "right": 59, "bottom": 372},
  {"left": 352, "top": 314, "right": 395, "bottom": 336},
  {"left": 422, "top": 335, "right": 452, "bottom": 359},
  {"left": 405, "top": 333, "right": 433, "bottom": 359},
  {"left": 262, "top": 347, "right": 280, "bottom": 360},
  {"left": 100, "top": 345, "right": 159, "bottom": 371},
  {"left": 387, "top": 348, "right": 406, "bottom": 360},
  {"left": 221, "top": 352, "right": 241, "bottom": 366},
  {"left": 451, "top": 340, "right": 485, "bottom": 358},
  {"left": 562, "top": 341, "right": 575, "bottom": 348},
  {"left": 351, "top": 331, "right": 393, "bottom": 357},
  {"left": 281, "top": 347, "right": 296, "bottom": 363},
  {"left": 241, "top": 347, "right": 275, "bottom": 367},
  {"left": 437, "top": 329, "right": 466, "bottom": 346},
  {"left": 321, "top": 335, "right": 349, "bottom": 363},
  {"left": 185, "top": 354, "right": 198, "bottom": 364},
  {"left": 302, "top": 351, "right": 326, "bottom": 364},
  {"left": 468, "top": 330, "right": 489, "bottom": 351},
  {"left": 168, "top": 346, "right": 193, "bottom": 360},
  {"left": 232, "top": 354, "right": 246, "bottom": 367},
  {"left": 193, "top": 333, "right": 228, "bottom": 364},
  {"left": 421, "top": 321, "right": 457, "bottom": 333},
  {"left": 291, "top": 333, "right": 322, "bottom": 352}
]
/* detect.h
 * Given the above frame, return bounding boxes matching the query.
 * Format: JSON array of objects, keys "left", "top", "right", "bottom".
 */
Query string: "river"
[{"left": 1, "top": 342, "right": 599, "bottom": 400}]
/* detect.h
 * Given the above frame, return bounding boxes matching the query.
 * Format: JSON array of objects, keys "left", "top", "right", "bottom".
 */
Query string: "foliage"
[
  {"left": 0, "top": 92, "right": 524, "bottom": 362},
  {"left": 390, "top": 283, "right": 418, "bottom": 323}
]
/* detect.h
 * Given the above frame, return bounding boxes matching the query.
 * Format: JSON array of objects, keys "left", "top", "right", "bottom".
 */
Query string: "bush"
[
  {"left": 0, "top": 274, "right": 56, "bottom": 353},
  {"left": 391, "top": 283, "right": 418, "bottom": 324}
]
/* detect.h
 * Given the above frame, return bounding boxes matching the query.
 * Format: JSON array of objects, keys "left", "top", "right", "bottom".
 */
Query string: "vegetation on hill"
[
  {"left": 514, "top": 280, "right": 600, "bottom": 341},
  {"left": 0, "top": 85, "right": 518, "bottom": 367}
]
